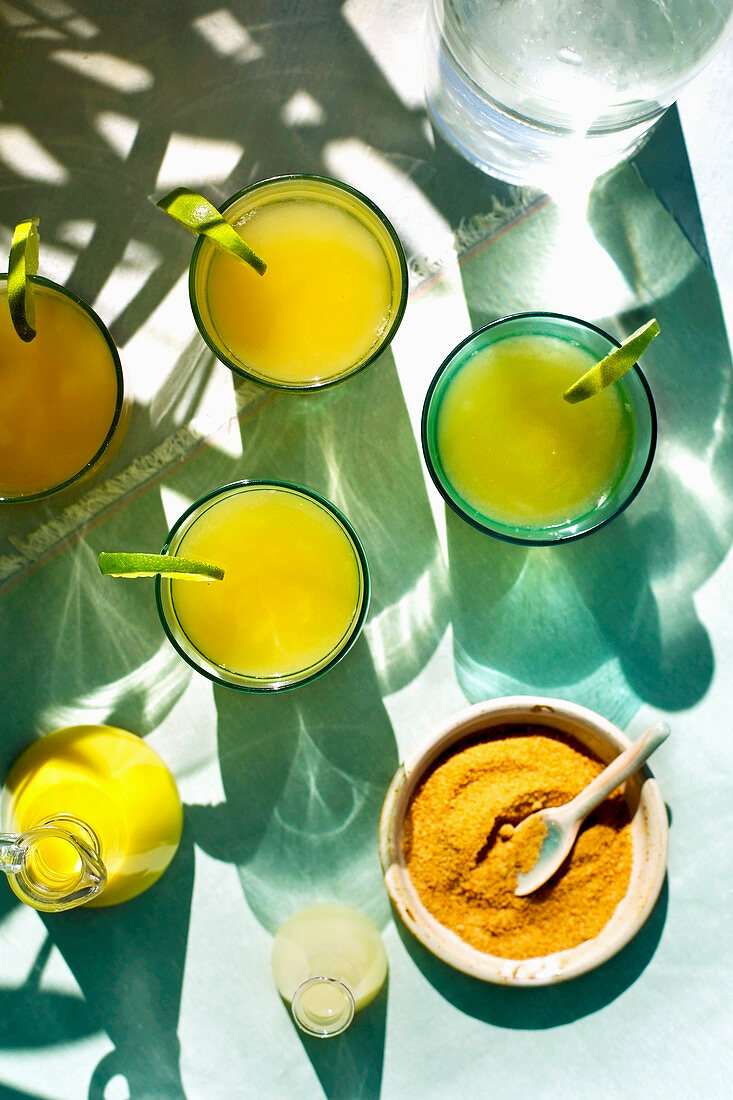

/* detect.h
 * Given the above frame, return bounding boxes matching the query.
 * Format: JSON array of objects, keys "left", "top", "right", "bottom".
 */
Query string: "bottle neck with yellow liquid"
[{"left": 0, "top": 812, "right": 107, "bottom": 912}]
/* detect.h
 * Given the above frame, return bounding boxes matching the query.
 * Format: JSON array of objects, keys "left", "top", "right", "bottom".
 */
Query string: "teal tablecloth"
[{"left": 0, "top": 3, "right": 731, "bottom": 1098}]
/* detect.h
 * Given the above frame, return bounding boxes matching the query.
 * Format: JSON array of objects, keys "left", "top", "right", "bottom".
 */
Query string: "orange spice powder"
[{"left": 402, "top": 725, "right": 632, "bottom": 959}]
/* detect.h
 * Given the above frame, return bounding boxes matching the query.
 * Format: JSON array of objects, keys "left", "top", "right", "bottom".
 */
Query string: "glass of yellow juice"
[
  {"left": 0, "top": 275, "right": 126, "bottom": 503},
  {"left": 188, "top": 175, "right": 408, "bottom": 390},
  {"left": 156, "top": 480, "right": 370, "bottom": 691},
  {"left": 422, "top": 312, "right": 657, "bottom": 544}
]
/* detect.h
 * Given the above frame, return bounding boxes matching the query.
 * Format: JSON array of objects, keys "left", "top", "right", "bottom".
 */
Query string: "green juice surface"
[{"left": 436, "top": 333, "right": 633, "bottom": 530}]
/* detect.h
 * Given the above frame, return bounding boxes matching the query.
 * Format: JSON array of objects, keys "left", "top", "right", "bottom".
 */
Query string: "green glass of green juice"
[{"left": 421, "top": 312, "right": 657, "bottom": 545}]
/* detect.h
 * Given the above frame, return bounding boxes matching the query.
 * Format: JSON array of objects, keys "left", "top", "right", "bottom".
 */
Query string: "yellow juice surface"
[
  {"left": 272, "top": 903, "right": 388, "bottom": 1010},
  {"left": 203, "top": 196, "right": 394, "bottom": 384},
  {"left": 0, "top": 283, "right": 120, "bottom": 496},
  {"left": 31, "top": 835, "right": 81, "bottom": 878},
  {"left": 170, "top": 487, "right": 364, "bottom": 680},
  {"left": 2, "top": 725, "right": 183, "bottom": 907},
  {"left": 436, "top": 333, "right": 633, "bottom": 529}
]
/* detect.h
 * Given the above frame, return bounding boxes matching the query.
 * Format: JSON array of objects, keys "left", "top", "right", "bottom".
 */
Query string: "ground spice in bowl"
[{"left": 402, "top": 724, "right": 633, "bottom": 959}]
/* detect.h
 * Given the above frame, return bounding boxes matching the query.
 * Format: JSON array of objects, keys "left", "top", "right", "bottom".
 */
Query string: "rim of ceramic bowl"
[
  {"left": 0, "top": 274, "right": 126, "bottom": 504},
  {"left": 188, "top": 173, "right": 408, "bottom": 391},
  {"left": 420, "top": 312, "right": 658, "bottom": 545},
  {"left": 379, "top": 695, "right": 669, "bottom": 986}
]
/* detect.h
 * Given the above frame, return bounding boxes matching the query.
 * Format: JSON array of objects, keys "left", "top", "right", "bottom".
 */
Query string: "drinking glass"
[
  {"left": 156, "top": 480, "right": 370, "bottom": 691},
  {"left": 422, "top": 312, "right": 657, "bottom": 544},
  {"left": 425, "top": 0, "right": 733, "bottom": 187},
  {"left": 189, "top": 174, "right": 407, "bottom": 390},
  {"left": 0, "top": 275, "right": 126, "bottom": 504}
]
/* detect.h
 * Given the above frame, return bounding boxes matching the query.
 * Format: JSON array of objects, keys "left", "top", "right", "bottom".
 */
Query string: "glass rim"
[
  {"left": 155, "top": 478, "right": 371, "bottom": 692},
  {"left": 0, "top": 273, "right": 125, "bottom": 505},
  {"left": 291, "top": 975, "right": 355, "bottom": 1038},
  {"left": 188, "top": 173, "right": 409, "bottom": 391},
  {"left": 421, "top": 311, "right": 658, "bottom": 546}
]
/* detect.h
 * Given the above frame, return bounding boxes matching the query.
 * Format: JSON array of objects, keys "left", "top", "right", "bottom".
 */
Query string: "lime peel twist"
[
  {"left": 563, "top": 318, "right": 660, "bottom": 404},
  {"left": 98, "top": 551, "right": 224, "bottom": 581},
  {"left": 7, "top": 217, "right": 40, "bottom": 342},
  {"left": 156, "top": 188, "right": 266, "bottom": 275}
]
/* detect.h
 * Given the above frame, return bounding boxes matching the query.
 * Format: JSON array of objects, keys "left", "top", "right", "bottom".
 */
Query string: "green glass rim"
[
  {"left": 188, "top": 173, "right": 409, "bottom": 391},
  {"left": 421, "top": 311, "right": 658, "bottom": 546},
  {"left": 0, "top": 274, "right": 125, "bottom": 505},
  {"left": 155, "top": 478, "right": 371, "bottom": 692}
]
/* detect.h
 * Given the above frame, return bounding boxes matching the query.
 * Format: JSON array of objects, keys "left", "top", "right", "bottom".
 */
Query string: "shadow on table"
[
  {"left": 0, "top": 523, "right": 186, "bottom": 771},
  {"left": 0, "top": 897, "right": 93, "bottom": 1050},
  {"left": 289, "top": 979, "right": 389, "bottom": 1100},
  {"left": 228, "top": 349, "right": 451, "bottom": 698},
  {"left": 394, "top": 878, "right": 669, "bottom": 1029},
  {"left": 443, "top": 147, "right": 732, "bottom": 724},
  {"left": 0, "top": 818, "right": 194, "bottom": 1100},
  {"left": 177, "top": 345, "right": 438, "bottom": 905},
  {"left": 185, "top": 634, "right": 396, "bottom": 1100},
  {"left": 188, "top": 639, "right": 397, "bottom": 932},
  {"left": 174, "top": 350, "right": 442, "bottom": 1098},
  {"left": 632, "top": 105, "right": 711, "bottom": 269},
  {"left": 47, "top": 822, "right": 195, "bottom": 1100},
  {"left": 446, "top": 497, "right": 714, "bottom": 728}
]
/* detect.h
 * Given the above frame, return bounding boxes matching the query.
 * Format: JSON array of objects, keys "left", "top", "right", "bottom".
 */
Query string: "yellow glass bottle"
[{"left": 1, "top": 725, "right": 182, "bottom": 911}]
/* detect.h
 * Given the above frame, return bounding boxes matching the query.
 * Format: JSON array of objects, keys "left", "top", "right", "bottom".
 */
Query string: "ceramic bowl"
[{"left": 379, "top": 696, "right": 668, "bottom": 986}]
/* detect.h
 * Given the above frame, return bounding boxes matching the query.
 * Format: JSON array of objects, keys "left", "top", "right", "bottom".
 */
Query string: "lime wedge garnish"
[
  {"left": 563, "top": 318, "right": 660, "bottom": 404},
  {"left": 7, "top": 217, "right": 40, "bottom": 342},
  {"left": 98, "top": 551, "right": 224, "bottom": 581},
  {"left": 156, "top": 188, "right": 266, "bottom": 275}
]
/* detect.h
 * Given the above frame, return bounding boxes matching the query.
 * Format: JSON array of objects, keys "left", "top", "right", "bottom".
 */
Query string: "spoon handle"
[{"left": 560, "top": 722, "right": 670, "bottom": 824}]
